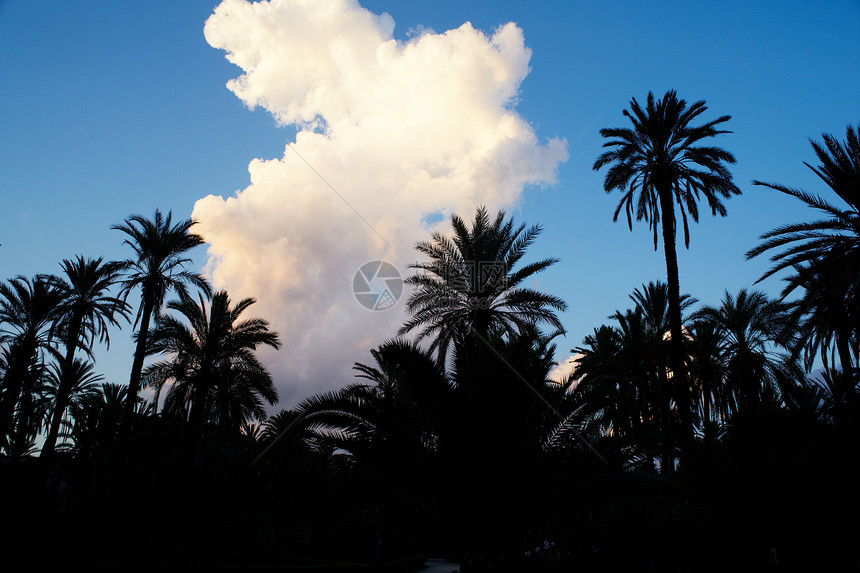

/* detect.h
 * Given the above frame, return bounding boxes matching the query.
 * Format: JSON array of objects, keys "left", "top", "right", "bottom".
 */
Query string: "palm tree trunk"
[
  {"left": 119, "top": 293, "right": 155, "bottom": 459},
  {"left": 658, "top": 188, "right": 694, "bottom": 466}
]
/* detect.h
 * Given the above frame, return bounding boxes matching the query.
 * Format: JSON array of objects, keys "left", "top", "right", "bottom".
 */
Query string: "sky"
[{"left": 1, "top": 0, "right": 859, "bottom": 410}]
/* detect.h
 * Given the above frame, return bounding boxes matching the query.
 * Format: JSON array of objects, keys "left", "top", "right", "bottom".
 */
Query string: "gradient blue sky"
[{"left": 2, "top": 0, "right": 858, "bottom": 406}]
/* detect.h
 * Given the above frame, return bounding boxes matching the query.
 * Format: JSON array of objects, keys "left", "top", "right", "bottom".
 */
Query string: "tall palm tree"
[
  {"left": 112, "top": 209, "right": 211, "bottom": 453},
  {"left": 0, "top": 275, "right": 64, "bottom": 455},
  {"left": 746, "top": 123, "right": 860, "bottom": 392},
  {"left": 38, "top": 256, "right": 129, "bottom": 465},
  {"left": 593, "top": 90, "right": 741, "bottom": 456},
  {"left": 142, "top": 290, "right": 280, "bottom": 456},
  {"left": 399, "top": 206, "right": 567, "bottom": 365}
]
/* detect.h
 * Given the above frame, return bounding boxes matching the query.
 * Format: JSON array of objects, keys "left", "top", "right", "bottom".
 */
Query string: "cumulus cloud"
[{"left": 193, "top": 0, "right": 568, "bottom": 406}]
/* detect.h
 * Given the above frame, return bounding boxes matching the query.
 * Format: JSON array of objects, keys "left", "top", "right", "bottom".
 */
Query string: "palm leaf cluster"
[
  {"left": 142, "top": 290, "right": 281, "bottom": 441},
  {"left": 593, "top": 89, "right": 741, "bottom": 250},
  {"left": 399, "top": 206, "right": 567, "bottom": 364},
  {"left": 747, "top": 122, "right": 860, "bottom": 393},
  {"left": 690, "top": 289, "right": 803, "bottom": 415},
  {"left": 747, "top": 124, "right": 860, "bottom": 281}
]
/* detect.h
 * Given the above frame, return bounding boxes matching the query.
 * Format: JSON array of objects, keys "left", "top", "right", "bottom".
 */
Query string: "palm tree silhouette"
[
  {"left": 631, "top": 281, "right": 697, "bottom": 472},
  {"left": 806, "top": 358, "right": 857, "bottom": 426},
  {"left": 593, "top": 90, "right": 741, "bottom": 457},
  {"left": 0, "top": 275, "right": 64, "bottom": 455},
  {"left": 39, "top": 256, "right": 129, "bottom": 466},
  {"left": 142, "top": 289, "right": 280, "bottom": 456},
  {"left": 40, "top": 357, "right": 104, "bottom": 451},
  {"left": 786, "top": 264, "right": 859, "bottom": 407},
  {"left": 572, "top": 281, "right": 695, "bottom": 473},
  {"left": 685, "top": 319, "right": 726, "bottom": 474},
  {"left": 691, "top": 289, "right": 802, "bottom": 415},
  {"left": 112, "top": 209, "right": 211, "bottom": 455},
  {"left": 69, "top": 382, "right": 135, "bottom": 464},
  {"left": 573, "top": 309, "right": 665, "bottom": 471},
  {"left": 746, "top": 123, "right": 860, "bottom": 393},
  {"left": 293, "top": 338, "right": 450, "bottom": 482},
  {"left": 399, "top": 206, "right": 567, "bottom": 365}
]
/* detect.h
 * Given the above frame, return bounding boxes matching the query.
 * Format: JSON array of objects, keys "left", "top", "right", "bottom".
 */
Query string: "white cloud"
[
  {"left": 548, "top": 354, "right": 582, "bottom": 385},
  {"left": 193, "top": 0, "right": 568, "bottom": 406}
]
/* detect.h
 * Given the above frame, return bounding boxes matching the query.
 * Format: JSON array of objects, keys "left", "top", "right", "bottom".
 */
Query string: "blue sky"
[{"left": 2, "top": 0, "right": 858, "bottom": 407}]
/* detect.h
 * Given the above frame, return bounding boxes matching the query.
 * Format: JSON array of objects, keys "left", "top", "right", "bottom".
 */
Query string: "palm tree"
[
  {"left": 806, "top": 359, "right": 857, "bottom": 426},
  {"left": 691, "top": 289, "right": 803, "bottom": 415},
  {"left": 399, "top": 206, "right": 567, "bottom": 365},
  {"left": 294, "top": 330, "right": 589, "bottom": 560},
  {"left": 631, "top": 281, "right": 697, "bottom": 472},
  {"left": 293, "top": 338, "right": 451, "bottom": 481},
  {"left": 257, "top": 408, "right": 331, "bottom": 464},
  {"left": 593, "top": 90, "right": 741, "bottom": 456},
  {"left": 574, "top": 307, "right": 660, "bottom": 469},
  {"left": 0, "top": 275, "right": 64, "bottom": 455},
  {"left": 38, "top": 256, "right": 129, "bottom": 465},
  {"left": 685, "top": 319, "right": 726, "bottom": 474},
  {"left": 207, "top": 359, "right": 280, "bottom": 434},
  {"left": 112, "top": 209, "right": 211, "bottom": 453},
  {"left": 746, "top": 123, "right": 860, "bottom": 393},
  {"left": 786, "top": 265, "right": 852, "bottom": 367},
  {"left": 785, "top": 265, "right": 859, "bottom": 411},
  {"left": 572, "top": 282, "right": 696, "bottom": 474},
  {"left": 141, "top": 289, "right": 280, "bottom": 456},
  {"left": 69, "top": 382, "right": 134, "bottom": 463},
  {"left": 39, "top": 358, "right": 104, "bottom": 452}
]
